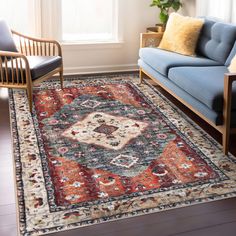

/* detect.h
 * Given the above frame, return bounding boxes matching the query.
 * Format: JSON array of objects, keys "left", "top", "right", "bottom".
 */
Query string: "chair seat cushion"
[
  {"left": 27, "top": 56, "right": 62, "bottom": 80},
  {"left": 168, "top": 66, "right": 236, "bottom": 112},
  {"left": 139, "top": 47, "right": 221, "bottom": 76}
]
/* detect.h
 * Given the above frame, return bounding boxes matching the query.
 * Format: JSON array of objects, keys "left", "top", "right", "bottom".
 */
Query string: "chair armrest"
[
  {"left": 0, "top": 50, "right": 31, "bottom": 85},
  {"left": 11, "top": 30, "right": 62, "bottom": 57},
  {"left": 0, "top": 50, "right": 25, "bottom": 58},
  {"left": 140, "top": 32, "right": 164, "bottom": 48}
]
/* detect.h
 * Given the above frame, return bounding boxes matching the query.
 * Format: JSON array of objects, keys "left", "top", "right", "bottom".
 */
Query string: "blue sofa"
[{"left": 138, "top": 18, "right": 236, "bottom": 155}]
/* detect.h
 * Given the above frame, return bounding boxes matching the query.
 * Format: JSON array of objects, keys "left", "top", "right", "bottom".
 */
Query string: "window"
[
  {"left": 0, "top": 0, "right": 41, "bottom": 36},
  {"left": 196, "top": 0, "right": 236, "bottom": 23},
  {"left": 0, "top": 0, "right": 30, "bottom": 34},
  {"left": 61, "top": 0, "right": 118, "bottom": 42},
  {"left": 0, "top": 0, "right": 119, "bottom": 43}
]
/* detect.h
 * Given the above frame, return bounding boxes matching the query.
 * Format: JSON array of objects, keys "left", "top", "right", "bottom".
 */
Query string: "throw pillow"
[
  {"left": 159, "top": 13, "right": 204, "bottom": 56},
  {"left": 228, "top": 55, "right": 236, "bottom": 73}
]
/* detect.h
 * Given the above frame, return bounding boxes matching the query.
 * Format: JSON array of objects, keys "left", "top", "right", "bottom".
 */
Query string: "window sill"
[{"left": 61, "top": 40, "right": 124, "bottom": 50}]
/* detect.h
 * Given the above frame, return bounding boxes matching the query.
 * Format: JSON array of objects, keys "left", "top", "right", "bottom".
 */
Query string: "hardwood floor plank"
[
  {"left": 0, "top": 225, "right": 18, "bottom": 236},
  {"left": 0, "top": 213, "right": 17, "bottom": 228},
  {"left": 50, "top": 203, "right": 236, "bottom": 236},
  {"left": 0, "top": 204, "right": 16, "bottom": 216},
  {"left": 173, "top": 221, "right": 236, "bottom": 236},
  {"left": 0, "top": 159, "right": 14, "bottom": 167},
  {"left": 0, "top": 191, "right": 16, "bottom": 206},
  {"left": 0, "top": 167, "right": 15, "bottom": 191}
]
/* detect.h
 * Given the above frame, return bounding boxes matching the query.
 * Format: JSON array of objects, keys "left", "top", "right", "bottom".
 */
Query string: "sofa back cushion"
[{"left": 197, "top": 19, "right": 236, "bottom": 64}]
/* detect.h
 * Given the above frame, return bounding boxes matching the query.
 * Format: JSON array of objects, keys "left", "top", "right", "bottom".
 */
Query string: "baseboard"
[{"left": 64, "top": 64, "right": 138, "bottom": 75}]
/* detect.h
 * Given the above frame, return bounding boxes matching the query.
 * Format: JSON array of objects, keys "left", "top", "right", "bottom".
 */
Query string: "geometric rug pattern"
[{"left": 9, "top": 75, "right": 236, "bottom": 235}]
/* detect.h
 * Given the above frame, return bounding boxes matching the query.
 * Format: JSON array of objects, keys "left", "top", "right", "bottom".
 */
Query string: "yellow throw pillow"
[
  {"left": 228, "top": 55, "right": 236, "bottom": 73},
  {"left": 159, "top": 13, "right": 204, "bottom": 56}
]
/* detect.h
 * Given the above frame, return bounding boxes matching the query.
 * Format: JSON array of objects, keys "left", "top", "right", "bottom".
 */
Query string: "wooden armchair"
[{"left": 0, "top": 20, "right": 63, "bottom": 112}]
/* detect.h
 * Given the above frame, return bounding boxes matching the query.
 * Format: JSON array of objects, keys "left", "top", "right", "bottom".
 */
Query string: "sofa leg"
[{"left": 139, "top": 69, "right": 143, "bottom": 84}]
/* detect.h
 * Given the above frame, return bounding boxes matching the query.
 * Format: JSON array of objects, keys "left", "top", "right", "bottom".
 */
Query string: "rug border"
[
  {"left": 8, "top": 89, "right": 25, "bottom": 236},
  {"left": 9, "top": 75, "right": 236, "bottom": 236}
]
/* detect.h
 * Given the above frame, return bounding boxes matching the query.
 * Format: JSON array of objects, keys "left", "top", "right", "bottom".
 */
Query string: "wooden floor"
[{"left": 0, "top": 82, "right": 236, "bottom": 236}]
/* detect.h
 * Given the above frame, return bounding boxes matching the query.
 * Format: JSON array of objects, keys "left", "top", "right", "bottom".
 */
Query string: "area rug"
[{"left": 9, "top": 74, "right": 236, "bottom": 235}]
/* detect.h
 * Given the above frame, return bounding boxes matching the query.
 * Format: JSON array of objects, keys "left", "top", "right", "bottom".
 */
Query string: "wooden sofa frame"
[
  {"left": 0, "top": 30, "right": 63, "bottom": 112},
  {"left": 139, "top": 32, "right": 236, "bottom": 155}
]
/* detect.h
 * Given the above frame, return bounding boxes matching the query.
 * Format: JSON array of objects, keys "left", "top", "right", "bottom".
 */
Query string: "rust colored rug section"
[{"left": 10, "top": 75, "right": 236, "bottom": 235}]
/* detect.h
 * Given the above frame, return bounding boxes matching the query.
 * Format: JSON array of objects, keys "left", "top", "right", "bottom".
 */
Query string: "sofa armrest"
[
  {"left": 223, "top": 73, "right": 236, "bottom": 122},
  {"left": 140, "top": 32, "right": 164, "bottom": 48},
  {"left": 224, "top": 73, "right": 236, "bottom": 80},
  {"left": 222, "top": 73, "right": 236, "bottom": 153},
  {"left": 224, "top": 73, "right": 236, "bottom": 105}
]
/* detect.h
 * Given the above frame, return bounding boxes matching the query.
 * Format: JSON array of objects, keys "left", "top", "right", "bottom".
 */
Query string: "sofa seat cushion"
[
  {"left": 27, "top": 56, "right": 62, "bottom": 80},
  {"left": 168, "top": 66, "right": 236, "bottom": 112},
  {"left": 139, "top": 47, "right": 221, "bottom": 76}
]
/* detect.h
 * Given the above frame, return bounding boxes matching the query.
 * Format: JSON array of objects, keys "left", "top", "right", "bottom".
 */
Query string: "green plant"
[{"left": 150, "top": 0, "right": 182, "bottom": 25}]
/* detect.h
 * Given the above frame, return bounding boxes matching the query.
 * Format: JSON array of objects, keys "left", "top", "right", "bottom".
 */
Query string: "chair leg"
[
  {"left": 26, "top": 86, "right": 33, "bottom": 113},
  {"left": 139, "top": 69, "right": 143, "bottom": 84},
  {"left": 59, "top": 66, "right": 64, "bottom": 89}
]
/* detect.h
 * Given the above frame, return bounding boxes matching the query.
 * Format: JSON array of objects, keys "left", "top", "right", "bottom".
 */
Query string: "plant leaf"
[{"left": 159, "top": 12, "right": 168, "bottom": 24}]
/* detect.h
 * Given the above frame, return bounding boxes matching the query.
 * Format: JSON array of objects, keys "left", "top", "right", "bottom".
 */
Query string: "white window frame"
[
  {"left": 40, "top": 0, "right": 123, "bottom": 49},
  {"left": 60, "top": 0, "right": 119, "bottom": 44},
  {"left": 0, "top": 0, "right": 41, "bottom": 36},
  {"left": 196, "top": 0, "right": 236, "bottom": 23},
  {"left": 3, "top": 0, "right": 122, "bottom": 47}
]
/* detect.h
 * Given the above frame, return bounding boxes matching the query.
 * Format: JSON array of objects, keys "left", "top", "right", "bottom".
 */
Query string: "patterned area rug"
[{"left": 10, "top": 74, "right": 236, "bottom": 235}]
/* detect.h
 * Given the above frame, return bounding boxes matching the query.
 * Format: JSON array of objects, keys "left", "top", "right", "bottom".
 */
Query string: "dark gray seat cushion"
[
  {"left": 2, "top": 56, "right": 62, "bottom": 82},
  {"left": 139, "top": 47, "right": 221, "bottom": 77},
  {"left": 168, "top": 66, "right": 236, "bottom": 112},
  {"left": 27, "top": 56, "right": 62, "bottom": 80},
  {"left": 0, "top": 20, "right": 18, "bottom": 53},
  {"left": 197, "top": 19, "right": 236, "bottom": 64}
]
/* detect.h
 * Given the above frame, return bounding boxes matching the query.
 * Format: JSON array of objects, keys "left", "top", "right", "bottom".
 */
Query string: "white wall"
[
  {"left": 62, "top": 0, "right": 157, "bottom": 74},
  {"left": 62, "top": 0, "right": 196, "bottom": 75},
  {"left": 181, "top": 0, "right": 196, "bottom": 16}
]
